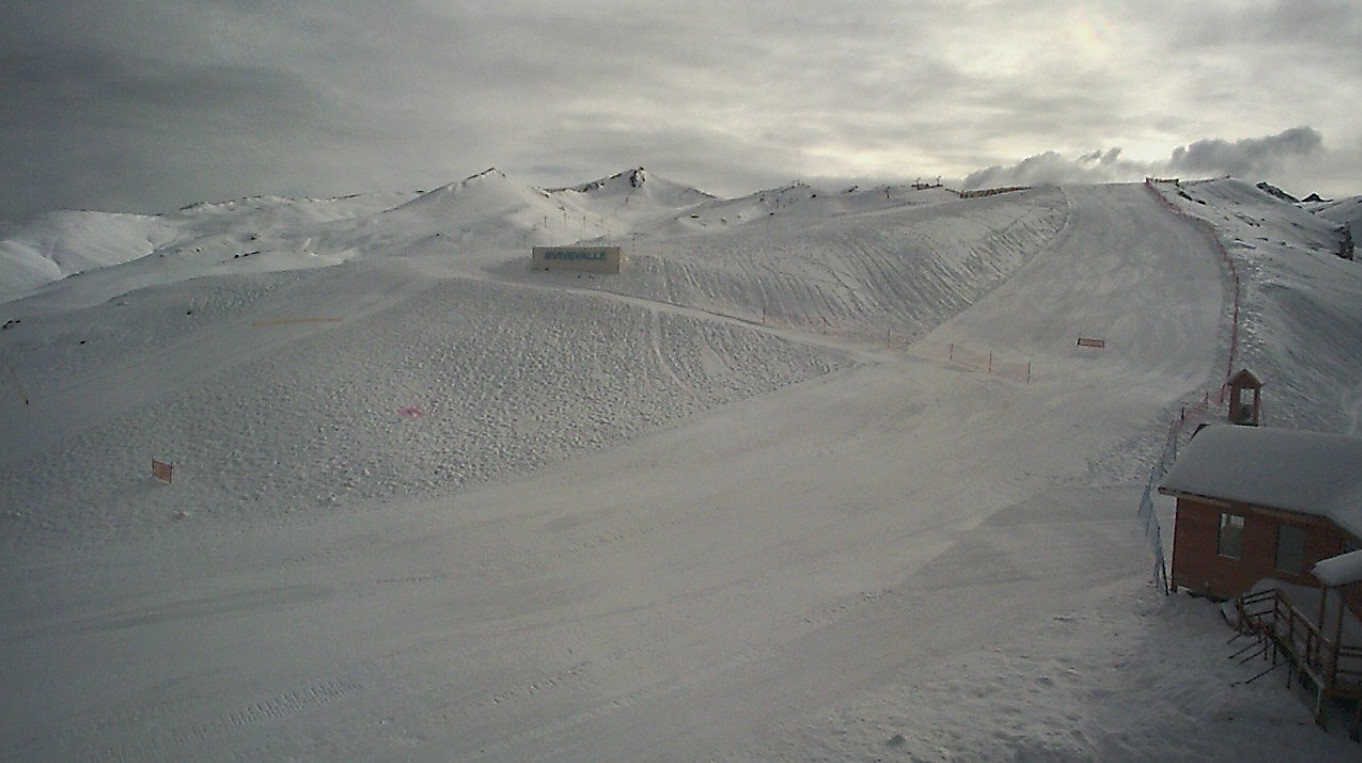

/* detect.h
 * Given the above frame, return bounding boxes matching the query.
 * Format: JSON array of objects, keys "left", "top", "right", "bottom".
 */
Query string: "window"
[
  {"left": 1275, "top": 525, "right": 1306, "bottom": 574},
  {"left": 1218, "top": 514, "right": 1245, "bottom": 559}
]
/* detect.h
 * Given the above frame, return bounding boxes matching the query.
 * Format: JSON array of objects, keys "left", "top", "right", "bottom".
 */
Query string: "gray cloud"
[
  {"left": 1, "top": 1, "right": 1360, "bottom": 221},
  {"left": 1167, "top": 127, "right": 1324, "bottom": 177},
  {"left": 963, "top": 127, "right": 1329, "bottom": 191},
  {"left": 0, "top": 51, "right": 373, "bottom": 212},
  {"left": 962, "top": 149, "right": 1143, "bottom": 190}
]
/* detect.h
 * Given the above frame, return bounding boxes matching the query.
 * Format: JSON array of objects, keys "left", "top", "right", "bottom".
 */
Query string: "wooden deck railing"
[
  {"left": 1236, "top": 589, "right": 1332, "bottom": 677},
  {"left": 1233, "top": 587, "right": 1362, "bottom": 734}
]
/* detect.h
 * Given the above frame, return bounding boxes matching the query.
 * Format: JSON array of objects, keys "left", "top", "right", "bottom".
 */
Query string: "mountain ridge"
[{"left": 3, "top": 171, "right": 1359, "bottom": 308}]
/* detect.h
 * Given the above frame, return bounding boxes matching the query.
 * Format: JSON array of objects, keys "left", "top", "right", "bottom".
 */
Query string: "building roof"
[
  {"left": 1315, "top": 549, "right": 1362, "bottom": 588},
  {"left": 1226, "top": 368, "right": 1262, "bottom": 389},
  {"left": 1158, "top": 425, "right": 1362, "bottom": 539}
]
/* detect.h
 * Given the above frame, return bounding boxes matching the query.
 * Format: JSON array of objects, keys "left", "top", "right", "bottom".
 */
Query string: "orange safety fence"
[
  {"left": 911, "top": 338, "right": 1033, "bottom": 383},
  {"left": 760, "top": 315, "right": 1033, "bottom": 383}
]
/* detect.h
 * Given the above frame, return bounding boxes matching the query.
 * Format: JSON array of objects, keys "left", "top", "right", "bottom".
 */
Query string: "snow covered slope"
[
  {"left": 1151, "top": 179, "right": 1362, "bottom": 433},
  {"left": 2, "top": 173, "right": 1361, "bottom": 761},
  {"left": 0, "top": 167, "right": 715, "bottom": 309},
  {"left": 0, "top": 191, "right": 417, "bottom": 309},
  {"left": 554, "top": 185, "right": 1068, "bottom": 343},
  {"left": 0, "top": 178, "right": 1082, "bottom": 538},
  {"left": 0, "top": 211, "right": 180, "bottom": 302}
]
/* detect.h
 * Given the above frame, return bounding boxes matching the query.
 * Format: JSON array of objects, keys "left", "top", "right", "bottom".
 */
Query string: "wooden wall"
[{"left": 1171, "top": 496, "right": 1361, "bottom": 616}]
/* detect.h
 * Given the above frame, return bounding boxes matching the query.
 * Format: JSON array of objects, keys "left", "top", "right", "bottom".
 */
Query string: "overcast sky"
[{"left": 3, "top": 0, "right": 1360, "bottom": 221}]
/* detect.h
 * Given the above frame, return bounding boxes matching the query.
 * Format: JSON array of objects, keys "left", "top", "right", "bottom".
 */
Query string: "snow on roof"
[
  {"left": 1314, "top": 549, "right": 1362, "bottom": 588},
  {"left": 1159, "top": 425, "right": 1362, "bottom": 539}
]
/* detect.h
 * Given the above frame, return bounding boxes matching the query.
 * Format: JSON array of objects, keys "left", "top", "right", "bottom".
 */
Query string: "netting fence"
[{"left": 1139, "top": 177, "right": 1246, "bottom": 592}]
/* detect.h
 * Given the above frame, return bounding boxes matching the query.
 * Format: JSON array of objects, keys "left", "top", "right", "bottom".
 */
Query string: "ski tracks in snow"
[{"left": 0, "top": 183, "right": 1252, "bottom": 761}]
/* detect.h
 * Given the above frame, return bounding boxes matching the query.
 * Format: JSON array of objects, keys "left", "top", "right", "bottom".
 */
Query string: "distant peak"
[
  {"left": 607, "top": 167, "right": 648, "bottom": 187},
  {"left": 464, "top": 167, "right": 505, "bottom": 182},
  {"left": 566, "top": 167, "right": 648, "bottom": 194},
  {"left": 1255, "top": 181, "right": 1299, "bottom": 204}
]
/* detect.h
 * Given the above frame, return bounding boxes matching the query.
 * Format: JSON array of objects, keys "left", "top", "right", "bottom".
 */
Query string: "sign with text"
[{"left": 531, "top": 245, "right": 624, "bottom": 274}]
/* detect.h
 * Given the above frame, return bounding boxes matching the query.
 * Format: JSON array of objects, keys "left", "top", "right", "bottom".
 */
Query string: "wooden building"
[
  {"left": 1225, "top": 368, "right": 1263, "bottom": 426},
  {"left": 1159, "top": 425, "right": 1362, "bottom": 616}
]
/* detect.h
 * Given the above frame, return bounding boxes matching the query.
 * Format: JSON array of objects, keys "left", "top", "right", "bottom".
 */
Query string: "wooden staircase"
[{"left": 1229, "top": 587, "right": 1362, "bottom": 739}]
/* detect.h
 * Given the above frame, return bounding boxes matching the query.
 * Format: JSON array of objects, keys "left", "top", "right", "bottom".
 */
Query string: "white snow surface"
[{"left": 3, "top": 171, "right": 1362, "bottom": 761}]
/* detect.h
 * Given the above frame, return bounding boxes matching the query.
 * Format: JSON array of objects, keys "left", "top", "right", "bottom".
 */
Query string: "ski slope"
[{"left": 3, "top": 174, "right": 1361, "bottom": 761}]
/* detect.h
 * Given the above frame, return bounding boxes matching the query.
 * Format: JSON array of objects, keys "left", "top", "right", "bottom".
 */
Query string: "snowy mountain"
[
  {"left": 1310, "top": 192, "right": 1362, "bottom": 248},
  {"left": 3, "top": 172, "right": 1362, "bottom": 761},
  {"left": 0, "top": 210, "right": 180, "bottom": 302},
  {"left": 551, "top": 166, "right": 715, "bottom": 221},
  {"left": 0, "top": 167, "right": 718, "bottom": 306}
]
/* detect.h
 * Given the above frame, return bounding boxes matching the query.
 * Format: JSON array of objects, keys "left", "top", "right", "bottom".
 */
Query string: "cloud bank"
[
  {"left": 2, "top": 1, "right": 1360, "bottom": 220},
  {"left": 963, "top": 127, "right": 1330, "bottom": 193}
]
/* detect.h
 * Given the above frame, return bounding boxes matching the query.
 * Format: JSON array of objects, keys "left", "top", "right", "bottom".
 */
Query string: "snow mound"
[{"left": 0, "top": 211, "right": 179, "bottom": 302}]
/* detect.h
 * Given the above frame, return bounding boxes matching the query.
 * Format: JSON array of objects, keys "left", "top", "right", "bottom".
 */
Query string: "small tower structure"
[{"left": 1226, "top": 368, "right": 1262, "bottom": 426}]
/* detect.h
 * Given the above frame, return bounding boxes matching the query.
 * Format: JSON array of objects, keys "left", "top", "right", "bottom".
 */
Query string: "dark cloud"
[
  {"left": 0, "top": 46, "right": 359, "bottom": 218},
  {"left": 1, "top": 1, "right": 1359, "bottom": 221},
  {"left": 964, "top": 147, "right": 1152, "bottom": 190},
  {"left": 1167, "top": 127, "right": 1324, "bottom": 177}
]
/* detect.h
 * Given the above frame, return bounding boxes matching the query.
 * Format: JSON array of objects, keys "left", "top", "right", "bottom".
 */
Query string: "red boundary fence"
[
  {"left": 1138, "top": 176, "right": 1248, "bottom": 592},
  {"left": 1140, "top": 391, "right": 1222, "bottom": 595},
  {"left": 758, "top": 314, "right": 1033, "bottom": 383},
  {"left": 914, "top": 339, "right": 1032, "bottom": 383}
]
